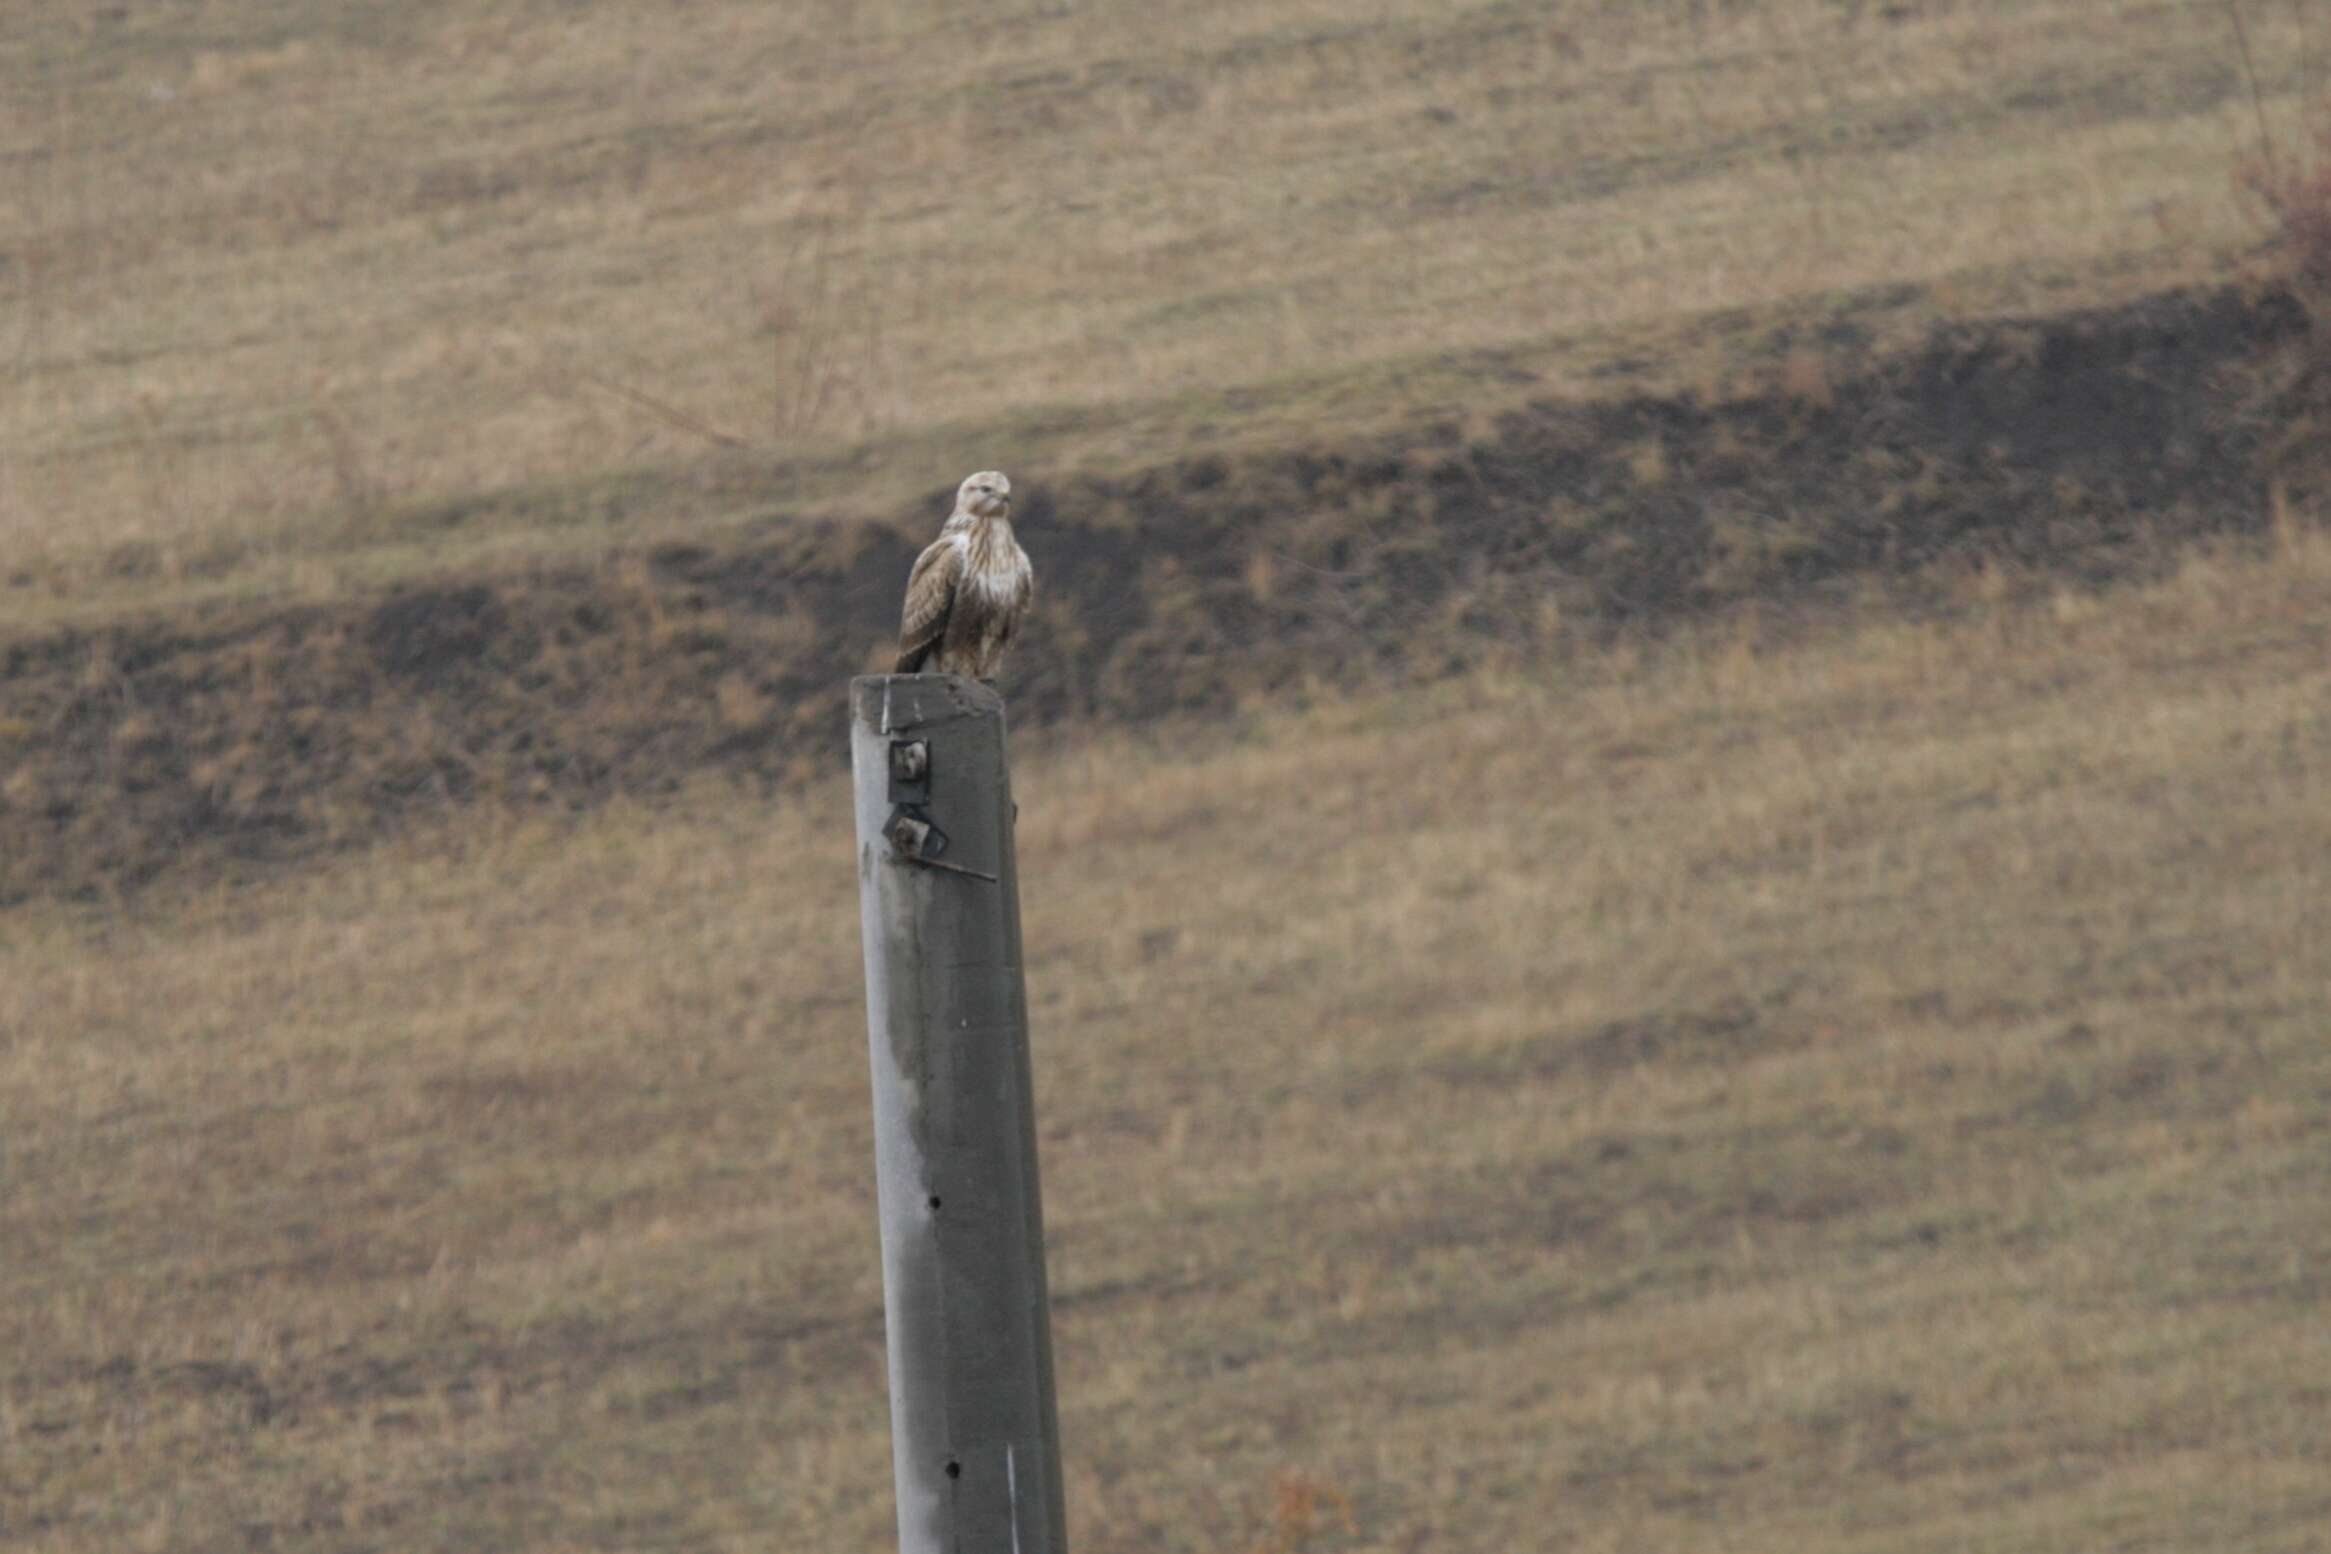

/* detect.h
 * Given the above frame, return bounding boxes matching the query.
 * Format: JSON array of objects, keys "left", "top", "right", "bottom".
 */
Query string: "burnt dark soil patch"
[{"left": 0, "top": 284, "right": 2306, "bottom": 904}]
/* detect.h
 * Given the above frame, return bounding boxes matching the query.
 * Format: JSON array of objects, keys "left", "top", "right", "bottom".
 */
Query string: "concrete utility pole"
[{"left": 850, "top": 674, "right": 1068, "bottom": 1554}]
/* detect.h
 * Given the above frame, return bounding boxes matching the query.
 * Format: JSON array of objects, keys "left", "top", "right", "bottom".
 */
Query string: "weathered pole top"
[{"left": 852, "top": 674, "right": 1006, "bottom": 735}]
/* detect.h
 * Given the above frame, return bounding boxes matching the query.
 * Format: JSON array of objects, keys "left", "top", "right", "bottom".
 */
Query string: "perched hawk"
[{"left": 893, "top": 470, "right": 1034, "bottom": 680}]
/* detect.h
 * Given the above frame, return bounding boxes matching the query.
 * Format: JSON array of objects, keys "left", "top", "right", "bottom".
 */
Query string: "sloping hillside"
[
  {"left": 4, "top": 0, "right": 2302, "bottom": 612},
  {"left": 0, "top": 283, "right": 2308, "bottom": 903},
  {"left": 7, "top": 2, "right": 2331, "bottom": 1551},
  {"left": 6, "top": 529, "right": 2329, "bottom": 1551}
]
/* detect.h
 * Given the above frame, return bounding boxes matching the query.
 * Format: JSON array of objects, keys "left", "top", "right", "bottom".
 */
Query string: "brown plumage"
[{"left": 894, "top": 470, "right": 1034, "bottom": 679}]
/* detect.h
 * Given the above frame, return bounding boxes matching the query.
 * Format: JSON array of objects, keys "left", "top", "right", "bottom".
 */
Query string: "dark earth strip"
[{"left": 0, "top": 283, "right": 2309, "bottom": 905}]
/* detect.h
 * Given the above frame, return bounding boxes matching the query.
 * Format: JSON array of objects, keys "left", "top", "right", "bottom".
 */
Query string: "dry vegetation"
[
  {"left": 8, "top": 0, "right": 2331, "bottom": 1550},
  {"left": 0, "top": 285, "right": 2305, "bottom": 907},
  {"left": 1, "top": 0, "right": 2317, "bottom": 616},
  {"left": 7, "top": 531, "right": 2331, "bottom": 1551}
]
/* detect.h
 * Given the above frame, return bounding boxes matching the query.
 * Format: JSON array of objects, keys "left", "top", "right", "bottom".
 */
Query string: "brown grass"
[
  {"left": 8, "top": 4, "right": 2331, "bottom": 1549},
  {"left": 2, "top": 0, "right": 2316, "bottom": 616},
  {"left": 6, "top": 526, "right": 2330, "bottom": 1551},
  {"left": 1, "top": 280, "right": 2301, "bottom": 909}
]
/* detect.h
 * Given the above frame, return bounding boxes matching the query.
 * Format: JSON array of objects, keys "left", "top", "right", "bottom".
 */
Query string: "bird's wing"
[
  {"left": 999, "top": 559, "right": 1033, "bottom": 648},
  {"left": 894, "top": 539, "right": 962, "bottom": 673}
]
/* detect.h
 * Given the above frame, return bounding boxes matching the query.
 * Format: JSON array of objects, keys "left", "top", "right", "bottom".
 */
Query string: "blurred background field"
[
  {"left": 5, "top": 2, "right": 2331, "bottom": 1550},
  {"left": 4, "top": 0, "right": 2313, "bottom": 608}
]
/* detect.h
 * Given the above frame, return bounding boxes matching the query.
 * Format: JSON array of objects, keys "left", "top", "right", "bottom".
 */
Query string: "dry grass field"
[
  {"left": 9, "top": 0, "right": 2331, "bottom": 1550},
  {"left": 7, "top": 532, "right": 2331, "bottom": 1552},
  {"left": 1, "top": 0, "right": 2317, "bottom": 617}
]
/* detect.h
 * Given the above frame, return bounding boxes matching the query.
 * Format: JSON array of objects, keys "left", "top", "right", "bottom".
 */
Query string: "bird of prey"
[{"left": 893, "top": 470, "right": 1034, "bottom": 680}]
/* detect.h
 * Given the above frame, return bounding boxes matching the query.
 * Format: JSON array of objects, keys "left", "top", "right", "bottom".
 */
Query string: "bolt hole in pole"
[{"left": 852, "top": 675, "right": 1068, "bottom": 1554}]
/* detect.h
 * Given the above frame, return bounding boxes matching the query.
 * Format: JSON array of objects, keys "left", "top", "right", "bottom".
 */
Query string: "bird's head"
[{"left": 955, "top": 470, "right": 1013, "bottom": 522}]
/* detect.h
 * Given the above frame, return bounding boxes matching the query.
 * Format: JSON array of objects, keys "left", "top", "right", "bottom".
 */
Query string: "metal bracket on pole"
[
  {"left": 882, "top": 733, "right": 1003, "bottom": 882},
  {"left": 883, "top": 804, "right": 999, "bottom": 883},
  {"left": 884, "top": 805, "right": 950, "bottom": 861},
  {"left": 888, "top": 738, "right": 931, "bottom": 803}
]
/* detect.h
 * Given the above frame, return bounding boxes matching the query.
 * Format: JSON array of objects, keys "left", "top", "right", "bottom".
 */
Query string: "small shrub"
[
  {"left": 1237, "top": 1470, "right": 1357, "bottom": 1554},
  {"left": 2240, "top": 127, "right": 2331, "bottom": 314},
  {"left": 2227, "top": 10, "right": 2331, "bottom": 507}
]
